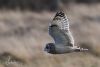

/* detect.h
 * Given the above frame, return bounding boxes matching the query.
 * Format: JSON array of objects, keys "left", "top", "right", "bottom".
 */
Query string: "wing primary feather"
[
  {"left": 50, "top": 10, "right": 70, "bottom": 31},
  {"left": 48, "top": 10, "right": 74, "bottom": 47}
]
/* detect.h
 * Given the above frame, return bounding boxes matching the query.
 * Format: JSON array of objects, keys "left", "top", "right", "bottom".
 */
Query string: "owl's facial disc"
[
  {"left": 44, "top": 44, "right": 51, "bottom": 53},
  {"left": 44, "top": 43, "right": 56, "bottom": 54}
]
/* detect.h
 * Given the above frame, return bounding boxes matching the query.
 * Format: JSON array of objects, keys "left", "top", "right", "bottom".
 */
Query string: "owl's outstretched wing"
[{"left": 49, "top": 11, "right": 74, "bottom": 47}]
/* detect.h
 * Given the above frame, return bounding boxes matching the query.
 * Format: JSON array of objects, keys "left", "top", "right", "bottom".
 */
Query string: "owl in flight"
[{"left": 44, "top": 10, "right": 88, "bottom": 54}]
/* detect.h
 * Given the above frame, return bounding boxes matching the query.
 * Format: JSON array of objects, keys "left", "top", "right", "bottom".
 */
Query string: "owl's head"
[{"left": 44, "top": 43, "right": 56, "bottom": 54}]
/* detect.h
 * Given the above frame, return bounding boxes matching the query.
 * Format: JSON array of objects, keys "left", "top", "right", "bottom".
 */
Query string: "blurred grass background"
[{"left": 0, "top": 0, "right": 100, "bottom": 67}]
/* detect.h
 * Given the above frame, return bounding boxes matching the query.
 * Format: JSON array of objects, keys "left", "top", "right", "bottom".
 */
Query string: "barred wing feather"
[{"left": 49, "top": 11, "right": 74, "bottom": 47}]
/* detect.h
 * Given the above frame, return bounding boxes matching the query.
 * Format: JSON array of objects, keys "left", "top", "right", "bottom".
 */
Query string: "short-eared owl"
[{"left": 44, "top": 10, "right": 88, "bottom": 54}]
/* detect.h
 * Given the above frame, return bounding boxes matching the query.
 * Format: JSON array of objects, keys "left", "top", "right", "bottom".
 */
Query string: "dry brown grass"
[{"left": 0, "top": 4, "right": 100, "bottom": 67}]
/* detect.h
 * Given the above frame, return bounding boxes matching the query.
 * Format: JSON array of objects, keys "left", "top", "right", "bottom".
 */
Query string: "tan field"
[{"left": 0, "top": 4, "right": 100, "bottom": 67}]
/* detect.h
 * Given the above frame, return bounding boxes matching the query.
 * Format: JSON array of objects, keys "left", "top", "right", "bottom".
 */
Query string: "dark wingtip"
[
  {"left": 55, "top": 11, "right": 65, "bottom": 17},
  {"left": 53, "top": 10, "right": 66, "bottom": 21}
]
